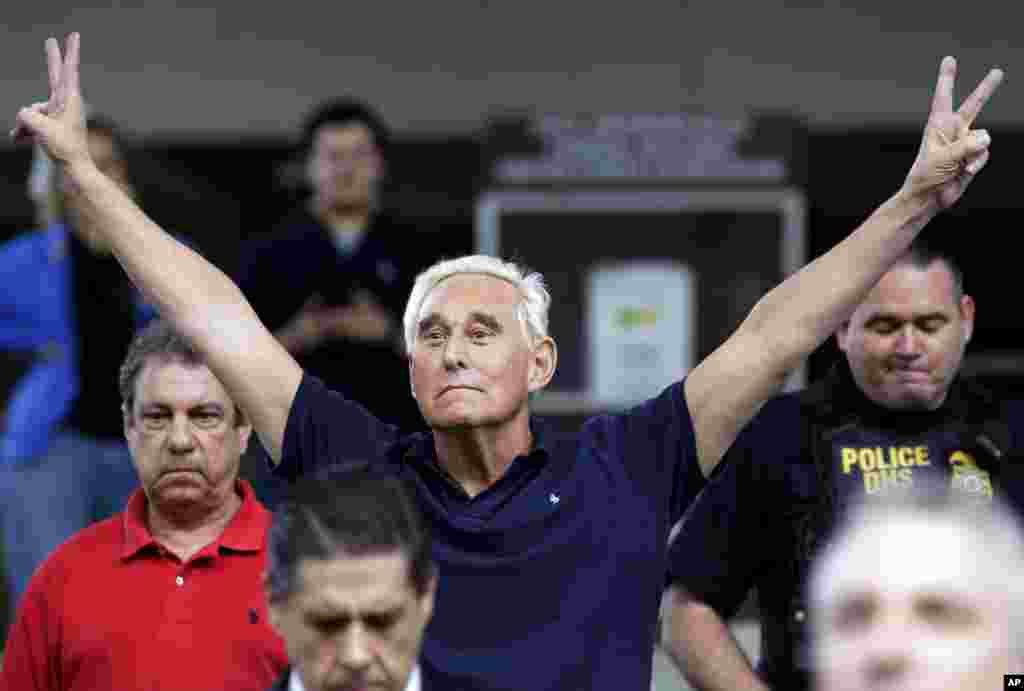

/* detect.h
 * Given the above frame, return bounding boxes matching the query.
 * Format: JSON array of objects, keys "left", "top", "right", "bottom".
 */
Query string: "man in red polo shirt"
[{"left": 0, "top": 320, "right": 289, "bottom": 690}]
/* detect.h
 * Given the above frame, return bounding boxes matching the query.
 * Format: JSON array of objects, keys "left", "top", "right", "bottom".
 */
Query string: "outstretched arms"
[
  {"left": 685, "top": 56, "right": 1003, "bottom": 476},
  {"left": 12, "top": 34, "right": 301, "bottom": 462}
]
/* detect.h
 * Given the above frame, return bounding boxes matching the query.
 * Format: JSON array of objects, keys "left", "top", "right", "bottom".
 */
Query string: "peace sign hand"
[
  {"left": 902, "top": 57, "right": 1004, "bottom": 212},
  {"left": 10, "top": 33, "right": 91, "bottom": 169}
]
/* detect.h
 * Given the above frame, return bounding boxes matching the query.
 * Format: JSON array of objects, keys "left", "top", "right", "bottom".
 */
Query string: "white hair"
[
  {"left": 809, "top": 491, "right": 1024, "bottom": 658},
  {"left": 402, "top": 255, "right": 551, "bottom": 353}
]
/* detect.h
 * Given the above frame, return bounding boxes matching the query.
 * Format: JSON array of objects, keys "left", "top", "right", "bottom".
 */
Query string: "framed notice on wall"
[
  {"left": 475, "top": 188, "right": 806, "bottom": 415},
  {"left": 587, "top": 261, "right": 696, "bottom": 407}
]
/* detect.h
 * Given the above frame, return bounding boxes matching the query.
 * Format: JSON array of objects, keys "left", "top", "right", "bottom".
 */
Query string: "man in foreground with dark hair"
[
  {"left": 665, "top": 238, "right": 1024, "bottom": 691},
  {"left": 266, "top": 465, "right": 436, "bottom": 691},
  {"left": 0, "top": 320, "right": 288, "bottom": 690}
]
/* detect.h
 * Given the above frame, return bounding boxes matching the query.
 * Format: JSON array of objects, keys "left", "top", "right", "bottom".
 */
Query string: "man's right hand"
[{"left": 12, "top": 33, "right": 92, "bottom": 170}]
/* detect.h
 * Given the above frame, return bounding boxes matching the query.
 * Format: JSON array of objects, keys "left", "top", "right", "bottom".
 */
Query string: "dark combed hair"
[
  {"left": 267, "top": 463, "right": 434, "bottom": 603},
  {"left": 299, "top": 98, "right": 391, "bottom": 161},
  {"left": 119, "top": 319, "right": 203, "bottom": 414},
  {"left": 118, "top": 319, "right": 244, "bottom": 426}
]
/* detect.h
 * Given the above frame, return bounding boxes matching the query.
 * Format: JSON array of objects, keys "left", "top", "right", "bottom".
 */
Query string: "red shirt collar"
[{"left": 120, "top": 480, "right": 268, "bottom": 560}]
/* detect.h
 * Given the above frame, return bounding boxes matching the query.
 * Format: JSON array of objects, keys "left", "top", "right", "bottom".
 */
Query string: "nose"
[
  {"left": 166, "top": 415, "right": 196, "bottom": 453},
  {"left": 859, "top": 617, "right": 912, "bottom": 686},
  {"left": 442, "top": 333, "right": 468, "bottom": 371},
  {"left": 337, "top": 624, "right": 373, "bottom": 672},
  {"left": 864, "top": 650, "right": 910, "bottom": 687},
  {"left": 893, "top": 325, "right": 923, "bottom": 358}
]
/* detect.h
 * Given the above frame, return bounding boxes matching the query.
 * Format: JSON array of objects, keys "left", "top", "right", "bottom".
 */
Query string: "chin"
[
  {"left": 428, "top": 412, "right": 481, "bottom": 431},
  {"left": 428, "top": 406, "right": 514, "bottom": 431}
]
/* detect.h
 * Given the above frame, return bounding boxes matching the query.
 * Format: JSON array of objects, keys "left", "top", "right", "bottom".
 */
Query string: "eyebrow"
[
  {"left": 417, "top": 311, "right": 504, "bottom": 335},
  {"left": 417, "top": 314, "right": 447, "bottom": 335},
  {"left": 864, "top": 311, "right": 949, "bottom": 326},
  {"left": 467, "top": 311, "right": 503, "bottom": 334},
  {"left": 139, "top": 402, "right": 226, "bottom": 414}
]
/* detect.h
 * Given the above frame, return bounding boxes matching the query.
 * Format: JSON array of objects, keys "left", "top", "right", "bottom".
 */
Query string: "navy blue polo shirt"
[{"left": 278, "top": 373, "right": 705, "bottom": 691}]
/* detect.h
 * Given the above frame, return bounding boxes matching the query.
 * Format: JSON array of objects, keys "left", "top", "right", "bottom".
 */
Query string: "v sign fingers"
[
  {"left": 46, "top": 38, "right": 63, "bottom": 109},
  {"left": 902, "top": 56, "right": 1002, "bottom": 212},
  {"left": 11, "top": 33, "right": 91, "bottom": 169},
  {"left": 957, "top": 66, "right": 1004, "bottom": 130},
  {"left": 929, "top": 56, "right": 957, "bottom": 119}
]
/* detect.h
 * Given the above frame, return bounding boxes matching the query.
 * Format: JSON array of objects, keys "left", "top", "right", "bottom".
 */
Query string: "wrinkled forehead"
[
  {"left": 295, "top": 551, "right": 417, "bottom": 607},
  {"left": 133, "top": 355, "right": 228, "bottom": 406},
  {"left": 417, "top": 273, "right": 523, "bottom": 324},
  {"left": 852, "top": 262, "right": 961, "bottom": 322},
  {"left": 815, "top": 518, "right": 994, "bottom": 610}
]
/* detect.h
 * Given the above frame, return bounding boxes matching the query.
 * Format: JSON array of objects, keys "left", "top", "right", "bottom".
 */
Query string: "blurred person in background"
[
  {"left": 0, "top": 115, "right": 155, "bottom": 615},
  {"left": 809, "top": 491, "right": 1024, "bottom": 691},
  {"left": 237, "top": 98, "right": 440, "bottom": 437}
]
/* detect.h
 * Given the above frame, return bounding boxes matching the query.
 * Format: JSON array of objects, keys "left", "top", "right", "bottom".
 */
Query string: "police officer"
[{"left": 664, "top": 239, "right": 1024, "bottom": 691}]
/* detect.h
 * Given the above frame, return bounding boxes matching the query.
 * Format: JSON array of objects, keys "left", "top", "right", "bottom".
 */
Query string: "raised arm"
[
  {"left": 11, "top": 33, "right": 299, "bottom": 462},
  {"left": 684, "top": 56, "right": 1003, "bottom": 476}
]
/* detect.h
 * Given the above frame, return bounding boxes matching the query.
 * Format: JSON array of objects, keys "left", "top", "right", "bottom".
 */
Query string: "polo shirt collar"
[
  {"left": 120, "top": 480, "right": 266, "bottom": 560},
  {"left": 401, "top": 418, "right": 553, "bottom": 501},
  {"left": 405, "top": 417, "right": 553, "bottom": 466}
]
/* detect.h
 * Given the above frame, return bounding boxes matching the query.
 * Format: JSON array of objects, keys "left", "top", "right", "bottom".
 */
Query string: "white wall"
[{"left": 0, "top": 0, "right": 1017, "bottom": 137}]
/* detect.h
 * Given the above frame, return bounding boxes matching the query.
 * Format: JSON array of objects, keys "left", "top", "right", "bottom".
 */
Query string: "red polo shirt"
[{"left": 0, "top": 480, "right": 289, "bottom": 691}]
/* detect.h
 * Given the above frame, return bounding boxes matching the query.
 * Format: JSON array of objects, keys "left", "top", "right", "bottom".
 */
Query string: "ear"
[
  {"left": 371, "top": 148, "right": 387, "bottom": 181},
  {"left": 528, "top": 337, "right": 558, "bottom": 392},
  {"left": 835, "top": 321, "right": 851, "bottom": 353},
  {"left": 236, "top": 417, "right": 254, "bottom": 455},
  {"left": 419, "top": 572, "right": 438, "bottom": 622},
  {"left": 408, "top": 357, "right": 418, "bottom": 400},
  {"left": 122, "top": 402, "right": 134, "bottom": 441},
  {"left": 959, "top": 294, "right": 976, "bottom": 344}
]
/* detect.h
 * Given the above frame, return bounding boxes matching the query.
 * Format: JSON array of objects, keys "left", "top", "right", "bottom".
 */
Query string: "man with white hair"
[
  {"left": 12, "top": 33, "right": 1001, "bottom": 690},
  {"left": 809, "top": 492, "right": 1024, "bottom": 691}
]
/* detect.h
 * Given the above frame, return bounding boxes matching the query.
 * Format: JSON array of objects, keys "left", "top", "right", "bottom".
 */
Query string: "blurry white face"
[{"left": 813, "top": 517, "right": 1015, "bottom": 691}]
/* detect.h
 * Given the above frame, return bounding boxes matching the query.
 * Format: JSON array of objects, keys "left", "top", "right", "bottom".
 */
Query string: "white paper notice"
[{"left": 587, "top": 261, "right": 695, "bottom": 407}]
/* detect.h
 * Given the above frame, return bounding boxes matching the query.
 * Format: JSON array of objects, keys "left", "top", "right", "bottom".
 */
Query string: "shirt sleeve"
[
  {"left": 0, "top": 568, "right": 60, "bottom": 691},
  {"left": 667, "top": 396, "right": 796, "bottom": 616},
  {"left": 0, "top": 231, "right": 49, "bottom": 345},
  {"left": 275, "top": 373, "right": 401, "bottom": 482},
  {"left": 589, "top": 380, "right": 704, "bottom": 525}
]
